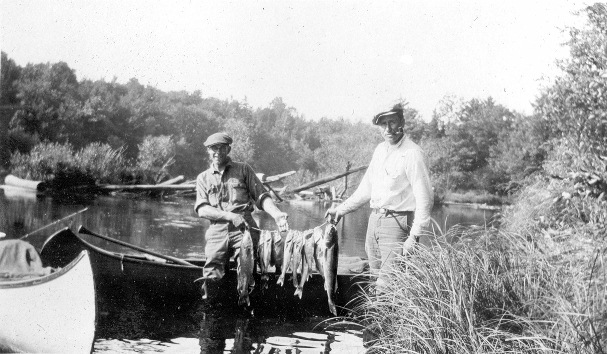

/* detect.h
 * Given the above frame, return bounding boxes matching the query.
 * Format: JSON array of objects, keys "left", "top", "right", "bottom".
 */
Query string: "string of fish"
[{"left": 240, "top": 221, "right": 340, "bottom": 315}]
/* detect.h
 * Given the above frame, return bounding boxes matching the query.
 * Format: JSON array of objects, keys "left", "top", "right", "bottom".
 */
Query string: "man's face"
[
  {"left": 377, "top": 115, "right": 404, "bottom": 145},
  {"left": 207, "top": 144, "right": 231, "bottom": 167}
]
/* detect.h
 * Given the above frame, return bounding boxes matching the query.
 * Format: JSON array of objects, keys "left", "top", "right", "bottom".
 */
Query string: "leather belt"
[
  {"left": 372, "top": 208, "right": 413, "bottom": 217},
  {"left": 210, "top": 212, "right": 252, "bottom": 225}
]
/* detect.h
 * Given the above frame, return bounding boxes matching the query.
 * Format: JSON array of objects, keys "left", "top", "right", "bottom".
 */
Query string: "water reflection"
[{"left": 94, "top": 290, "right": 365, "bottom": 354}]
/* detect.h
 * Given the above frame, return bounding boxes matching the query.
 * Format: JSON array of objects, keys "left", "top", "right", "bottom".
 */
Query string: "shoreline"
[{"left": 440, "top": 201, "right": 503, "bottom": 211}]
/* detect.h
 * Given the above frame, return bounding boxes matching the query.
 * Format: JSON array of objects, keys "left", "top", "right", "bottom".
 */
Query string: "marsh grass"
[{"left": 356, "top": 179, "right": 606, "bottom": 353}]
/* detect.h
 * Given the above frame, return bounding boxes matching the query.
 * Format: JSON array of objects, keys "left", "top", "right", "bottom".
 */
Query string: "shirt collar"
[
  {"left": 211, "top": 157, "right": 233, "bottom": 174},
  {"left": 385, "top": 135, "right": 407, "bottom": 151}
]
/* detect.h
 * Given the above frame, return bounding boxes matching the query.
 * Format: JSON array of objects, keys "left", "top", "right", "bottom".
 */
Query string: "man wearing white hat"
[
  {"left": 195, "top": 132, "right": 289, "bottom": 299},
  {"left": 325, "top": 104, "right": 433, "bottom": 282}
]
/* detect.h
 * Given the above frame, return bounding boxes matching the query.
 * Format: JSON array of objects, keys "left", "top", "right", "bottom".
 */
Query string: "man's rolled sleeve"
[
  {"left": 194, "top": 174, "right": 211, "bottom": 213},
  {"left": 243, "top": 163, "right": 271, "bottom": 211}
]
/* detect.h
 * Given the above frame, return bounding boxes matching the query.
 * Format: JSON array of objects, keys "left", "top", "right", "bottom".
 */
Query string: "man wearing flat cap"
[
  {"left": 195, "top": 132, "right": 289, "bottom": 299},
  {"left": 325, "top": 104, "right": 433, "bottom": 284}
]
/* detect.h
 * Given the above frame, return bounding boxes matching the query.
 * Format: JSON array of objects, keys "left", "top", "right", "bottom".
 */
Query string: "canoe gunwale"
[
  {"left": 42, "top": 227, "right": 205, "bottom": 269},
  {"left": 0, "top": 250, "right": 88, "bottom": 289}
]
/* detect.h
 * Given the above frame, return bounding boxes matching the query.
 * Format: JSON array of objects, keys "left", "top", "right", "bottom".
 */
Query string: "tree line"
[{"left": 1, "top": 4, "right": 604, "bottom": 202}]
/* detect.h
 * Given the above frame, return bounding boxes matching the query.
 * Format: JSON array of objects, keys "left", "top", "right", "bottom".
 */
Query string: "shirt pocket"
[
  {"left": 384, "top": 153, "right": 405, "bottom": 179},
  {"left": 207, "top": 184, "right": 219, "bottom": 207},
  {"left": 228, "top": 178, "right": 249, "bottom": 204}
]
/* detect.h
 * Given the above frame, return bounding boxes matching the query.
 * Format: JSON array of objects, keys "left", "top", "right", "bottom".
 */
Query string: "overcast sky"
[{"left": 1, "top": 0, "right": 587, "bottom": 122}]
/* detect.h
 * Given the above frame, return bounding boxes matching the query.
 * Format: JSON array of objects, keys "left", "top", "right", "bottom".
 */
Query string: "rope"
[{"left": 248, "top": 220, "right": 330, "bottom": 233}]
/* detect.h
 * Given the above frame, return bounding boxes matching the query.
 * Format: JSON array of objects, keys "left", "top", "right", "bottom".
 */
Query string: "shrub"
[
  {"left": 136, "top": 135, "right": 175, "bottom": 183},
  {"left": 9, "top": 141, "right": 74, "bottom": 181},
  {"left": 74, "top": 143, "right": 126, "bottom": 184}
]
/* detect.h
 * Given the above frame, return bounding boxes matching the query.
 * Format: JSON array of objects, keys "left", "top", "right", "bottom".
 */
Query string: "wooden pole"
[
  {"left": 341, "top": 161, "right": 352, "bottom": 199},
  {"left": 20, "top": 208, "right": 88, "bottom": 240},
  {"left": 287, "top": 165, "right": 367, "bottom": 194},
  {"left": 78, "top": 226, "right": 196, "bottom": 267}
]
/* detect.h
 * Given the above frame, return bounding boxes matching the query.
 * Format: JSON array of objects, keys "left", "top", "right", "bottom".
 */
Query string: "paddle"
[
  {"left": 20, "top": 207, "right": 89, "bottom": 240},
  {"left": 78, "top": 225, "right": 197, "bottom": 267}
]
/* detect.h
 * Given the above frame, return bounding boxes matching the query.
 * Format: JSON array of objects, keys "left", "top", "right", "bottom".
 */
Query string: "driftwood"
[
  {"left": 158, "top": 175, "right": 184, "bottom": 185},
  {"left": 98, "top": 171, "right": 296, "bottom": 193},
  {"left": 264, "top": 170, "right": 295, "bottom": 183},
  {"left": 287, "top": 166, "right": 367, "bottom": 194},
  {"left": 99, "top": 184, "right": 195, "bottom": 192}
]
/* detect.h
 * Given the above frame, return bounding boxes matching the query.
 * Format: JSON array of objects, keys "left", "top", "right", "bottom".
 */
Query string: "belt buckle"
[{"left": 378, "top": 208, "right": 388, "bottom": 215}]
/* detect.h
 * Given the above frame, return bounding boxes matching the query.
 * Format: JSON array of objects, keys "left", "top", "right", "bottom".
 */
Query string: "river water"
[{"left": 0, "top": 187, "right": 498, "bottom": 353}]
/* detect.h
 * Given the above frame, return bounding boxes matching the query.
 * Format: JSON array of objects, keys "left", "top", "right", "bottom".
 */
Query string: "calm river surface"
[{"left": 0, "top": 186, "right": 498, "bottom": 353}]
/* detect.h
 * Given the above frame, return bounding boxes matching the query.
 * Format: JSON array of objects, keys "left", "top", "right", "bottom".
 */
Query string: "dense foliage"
[{"left": 2, "top": 50, "right": 550, "bottom": 197}]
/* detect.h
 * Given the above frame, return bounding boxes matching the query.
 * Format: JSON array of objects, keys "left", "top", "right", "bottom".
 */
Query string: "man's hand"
[
  {"left": 274, "top": 212, "right": 289, "bottom": 232},
  {"left": 402, "top": 235, "right": 418, "bottom": 256},
  {"left": 324, "top": 207, "right": 343, "bottom": 224},
  {"left": 227, "top": 212, "right": 247, "bottom": 230}
]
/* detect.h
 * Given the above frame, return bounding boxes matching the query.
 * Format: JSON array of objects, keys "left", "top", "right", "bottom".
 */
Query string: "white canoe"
[{"left": 0, "top": 250, "right": 96, "bottom": 353}]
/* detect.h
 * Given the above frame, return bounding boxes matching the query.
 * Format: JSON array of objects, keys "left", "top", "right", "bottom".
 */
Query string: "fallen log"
[
  {"left": 3, "top": 174, "right": 47, "bottom": 192},
  {"left": 286, "top": 166, "right": 367, "bottom": 194},
  {"left": 264, "top": 170, "right": 296, "bottom": 183},
  {"left": 99, "top": 171, "right": 295, "bottom": 193},
  {"left": 98, "top": 184, "right": 195, "bottom": 192},
  {"left": 158, "top": 175, "right": 185, "bottom": 185}
]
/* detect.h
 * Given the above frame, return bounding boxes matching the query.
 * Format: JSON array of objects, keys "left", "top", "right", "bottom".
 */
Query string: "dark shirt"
[{"left": 194, "top": 158, "right": 270, "bottom": 215}]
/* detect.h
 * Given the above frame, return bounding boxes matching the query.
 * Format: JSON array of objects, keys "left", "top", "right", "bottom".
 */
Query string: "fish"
[
  {"left": 237, "top": 228, "right": 255, "bottom": 306},
  {"left": 291, "top": 230, "right": 305, "bottom": 289},
  {"left": 312, "top": 226, "right": 325, "bottom": 275},
  {"left": 294, "top": 230, "right": 316, "bottom": 299},
  {"left": 270, "top": 231, "right": 283, "bottom": 269},
  {"left": 277, "top": 230, "right": 295, "bottom": 286},
  {"left": 257, "top": 230, "right": 273, "bottom": 289},
  {"left": 323, "top": 224, "right": 339, "bottom": 315}
]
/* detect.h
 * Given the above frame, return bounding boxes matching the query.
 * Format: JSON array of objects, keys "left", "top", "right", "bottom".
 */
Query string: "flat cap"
[{"left": 204, "top": 132, "right": 233, "bottom": 147}]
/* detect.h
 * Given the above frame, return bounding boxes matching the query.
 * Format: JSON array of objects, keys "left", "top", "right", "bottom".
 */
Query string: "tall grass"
[
  {"left": 359, "top": 173, "right": 606, "bottom": 353},
  {"left": 358, "top": 136, "right": 607, "bottom": 353}
]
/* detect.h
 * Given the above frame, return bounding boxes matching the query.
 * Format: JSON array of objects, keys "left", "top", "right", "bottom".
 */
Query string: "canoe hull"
[
  {"left": 40, "top": 228, "right": 370, "bottom": 316},
  {"left": 0, "top": 250, "right": 96, "bottom": 353}
]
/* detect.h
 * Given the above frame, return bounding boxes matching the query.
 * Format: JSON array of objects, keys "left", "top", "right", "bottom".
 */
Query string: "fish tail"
[
  {"left": 294, "top": 287, "right": 303, "bottom": 299},
  {"left": 328, "top": 301, "right": 337, "bottom": 316},
  {"left": 277, "top": 274, "right": 284, "bottom": 286}
]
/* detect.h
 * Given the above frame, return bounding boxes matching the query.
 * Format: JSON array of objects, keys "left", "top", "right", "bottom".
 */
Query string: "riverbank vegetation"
[
  {"left": 359, "top": 4, "right": 607, "bottom": 353},
  {"left": 1, "top": 32, "right": 551, "bottom": 202}
]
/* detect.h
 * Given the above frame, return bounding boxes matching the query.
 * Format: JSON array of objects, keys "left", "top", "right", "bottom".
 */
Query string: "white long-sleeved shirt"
[{"left": 336, "top": 137, "right": 434, "bottom": 238}]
